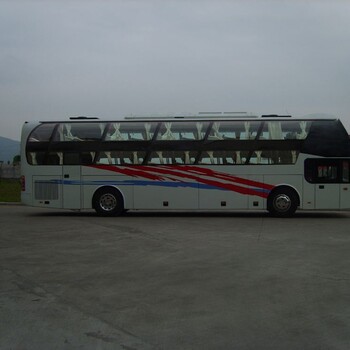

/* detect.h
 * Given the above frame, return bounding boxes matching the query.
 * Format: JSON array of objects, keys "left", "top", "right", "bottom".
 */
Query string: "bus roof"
[{"left": 29, "top": 112, "right": 339, "bottom": 124}]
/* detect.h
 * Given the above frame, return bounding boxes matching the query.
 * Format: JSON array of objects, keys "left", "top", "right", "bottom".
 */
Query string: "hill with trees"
[{"left": 0, "top": 136, "right": 20, "bottom": 164}]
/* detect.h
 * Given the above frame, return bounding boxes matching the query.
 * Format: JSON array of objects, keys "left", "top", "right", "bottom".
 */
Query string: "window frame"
[
  {"left": 26, "top": 120, "right": 332, "bottom": 166},
  {"left": 304, "top": 158, "right": 350, "bottom": 184}
]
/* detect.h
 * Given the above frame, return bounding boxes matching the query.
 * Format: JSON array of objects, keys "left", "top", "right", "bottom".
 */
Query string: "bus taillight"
[{"left": 20, "top": 176, "right": 25, "bottom": 191}]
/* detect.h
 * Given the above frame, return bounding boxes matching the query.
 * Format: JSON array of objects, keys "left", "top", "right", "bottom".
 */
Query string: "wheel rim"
[
  {"left": 99, "top": 193, "right": 117, "bottom": 212},
  {"left": 273, "top": 194, "right": 291, "bottom": 212}
]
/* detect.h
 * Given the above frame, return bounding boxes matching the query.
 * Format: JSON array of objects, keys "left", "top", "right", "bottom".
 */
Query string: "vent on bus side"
[{"left": 34, "top": 181, "right": 59, "bottom": 200}]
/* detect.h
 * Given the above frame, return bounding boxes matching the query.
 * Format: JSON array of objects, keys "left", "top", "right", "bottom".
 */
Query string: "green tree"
[{"left": 13, "top": 155, "right": 20, "bottom": 165}]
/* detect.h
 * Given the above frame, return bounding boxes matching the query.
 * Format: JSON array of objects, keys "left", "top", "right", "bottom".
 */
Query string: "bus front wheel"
[
  {"left": 267, "top": 187, "right": 298, "bottom": 217},
  {"left": 93, "top": 187, "right": 124, "bottom": 217}
]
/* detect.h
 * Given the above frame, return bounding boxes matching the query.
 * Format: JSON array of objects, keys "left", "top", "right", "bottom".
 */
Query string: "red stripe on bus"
[
  {"left": 89, "top": 165, "right": 272, "bottom": 198},
  {"left": 130, "top": 166, "right": 270, "bottom": 198}
]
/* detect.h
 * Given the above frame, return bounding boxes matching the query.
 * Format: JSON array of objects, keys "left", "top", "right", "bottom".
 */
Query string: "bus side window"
[
  {"left": 47, "top": 153, "right": 60, "bottom": 165},
  {"left": 73, "top": 123, "right": 104, "bottom": 141},
  {"left": 160, "top": 123, "right": 176, "bottom": 140},
  {"left": 60, "top": 124, "right": 82, "bottom": 141},
  {"left": 96, "top": 151, "right": 145, "bottom": 165},
  {"left": 305, "top": 159, "right": 341, "bottom": 183},
  {"left": 199, "top": 151, "right": 228, "bottom": 165},
  {"left": 317, "top": 165, "right": 337, "bottom": 180},
  {"left": 28, "top": 124, "right": 56, "bottom": 142},
  {"left": 27, "top": 152, "right": 46, "bottom": 165},
  {"left": 28, "top": 152, "right": 37, "bottom": 165},
  {"left": 157, "top": 122, "right": 209, "bottom": 141},
  {"left": 64, "top": 153, "right": 80, "bottom": 165},
  {"left": 81, "top": 152, "right": 94, "bottom": 165}
]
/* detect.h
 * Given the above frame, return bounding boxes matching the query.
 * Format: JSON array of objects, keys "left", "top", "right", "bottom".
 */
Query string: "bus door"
[
  {"left": 340, "top": 184, "right": 350, "bottom": 209},
  {"left": 340, "top": 160, "right": 350, "bottom": 209},
  {"left": 315, "top": 183, "right": 340, "bottom": 209},
  {"left": 314, "top": 162, "right": 340, "bottom": 210},
  {"left": 305, "top": 159, "right": 341, "bottom": 210},
  {"left": 62, "top": 155, "right": 81, "bottom": 209}
]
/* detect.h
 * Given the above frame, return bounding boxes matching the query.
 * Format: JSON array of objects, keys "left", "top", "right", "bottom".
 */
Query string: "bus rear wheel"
[
  {"left": 267, "top": 187, "right": 298, "bottom": 217},
  {"left": 93, "top": 187, "right": 124, "bottom": 217}
]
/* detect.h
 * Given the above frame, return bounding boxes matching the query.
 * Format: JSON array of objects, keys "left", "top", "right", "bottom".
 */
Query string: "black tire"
[
  {"left": 267, "top": 187, "right": 298, "bottom": 217},
  {"left": 92, "top": 187, "right": 124, "bottom": 217}
]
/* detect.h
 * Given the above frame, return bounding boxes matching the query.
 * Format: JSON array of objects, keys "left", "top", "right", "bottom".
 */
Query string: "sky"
[{"left": 1, "top": 0, "right": 350, "bottom": 141}]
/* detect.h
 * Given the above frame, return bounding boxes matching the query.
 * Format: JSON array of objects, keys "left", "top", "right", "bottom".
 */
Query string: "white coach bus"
[{"left": 20, "top": 113, "right": 350, "bottom": 217}]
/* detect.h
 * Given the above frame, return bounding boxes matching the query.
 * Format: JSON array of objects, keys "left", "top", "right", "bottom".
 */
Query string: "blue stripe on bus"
[{"left": 36, "top": 179, "right": 270, "bottom": 194}]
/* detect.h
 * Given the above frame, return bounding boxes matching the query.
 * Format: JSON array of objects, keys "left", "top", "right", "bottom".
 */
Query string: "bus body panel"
[
  {"left": 134, "top": 185, "right": 198, "bottom": 210},
  {"left": 81, "top": 166, "right": 134, "bottom": 209},
  {"left": 302, "top": 181, "right": 315, "bottom": 210},
  {"left": 247, "top": 175, "right": 265, "bottom": 209},
  {"left": 199, "top": 186, "right": 248, "bottom": 209},
  {"left": 340, "top": 184, "right": 350, "bottom": 209},
  {"left": 81, "top": 175, "right": 134, "bottom": 210},
  {"left": 62, "top": 165, "right": 81, "bottom": 209},
  {"left": 194, "top": 165, "right": 264, "bottom": 209},
  {"left": 32, "top": 175, "right": 62, "bottom": 208},
  {"left": 197, "top": 172, "right": 267, "bottom": 210},
  {"left": 264, "top": 175, "right": 302, "bottom": 196}
]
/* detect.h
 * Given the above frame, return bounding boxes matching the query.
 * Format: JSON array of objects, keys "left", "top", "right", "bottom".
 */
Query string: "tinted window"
[
  {"left": 28, "top": 124, "right": 56, "bottom": 142},
  {"left": 156, "top": 122, "right": 209, "bottom": 140},
  {"left": 104, "top": 122, "right": 157, "bottom": 141},
  {"left": 53, "top": 123, "right": 105, "bottom": 141},
  {"left": 259, "top": 121, "right": 310, "bottom": 140},
  {"left": 305, "top": 159, "right": 350, "bottom": 183},
  {"left": 208, "top": 121, "right": 261, "bottom": 140},
  {"left": 301, "top": 120, "right": 350, "bottom": 157}
]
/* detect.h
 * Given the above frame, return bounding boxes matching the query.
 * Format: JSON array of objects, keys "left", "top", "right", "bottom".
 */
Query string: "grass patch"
[{"left": 0, "top": 178, "right": 21, "bottom": 202}]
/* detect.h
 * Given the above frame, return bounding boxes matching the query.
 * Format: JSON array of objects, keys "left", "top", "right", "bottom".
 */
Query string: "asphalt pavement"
[{"left": 1, "top": 205, "right": 350, "bottom": 349}]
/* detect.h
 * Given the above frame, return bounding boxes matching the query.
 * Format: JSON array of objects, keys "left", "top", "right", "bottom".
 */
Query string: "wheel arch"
[
  {"left": 92, "top": 185, "right": 125, "bottom": 207},
  {"left": 92, "top": 185, "right": 126, "bottom": 216},
  {"left": 267, "top": 184, "right": 301, "bottom": 209},
  {"left": 267, "top": 185, "right": 300, "bottom": 218}
]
